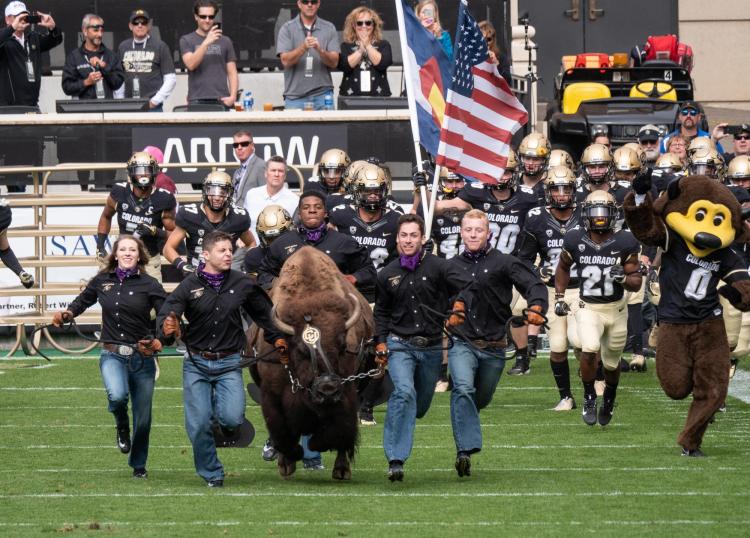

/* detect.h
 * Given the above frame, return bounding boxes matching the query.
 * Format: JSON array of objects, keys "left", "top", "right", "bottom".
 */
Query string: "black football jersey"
[
  {"left": 111, "top": 183, "right": 176, "bottom": 255},
  {"left": 0, "top": 200, "right": 11, "bottom": 232},
  {"left": 562, "top": 226, "right": 641, "bottom": 304},
  {"left": 519, "top": 206, "right": 582, "bottom": 289},
  {"left": 243, "top": 245, "right": 267, "bottom": 278},
  {"left": 458, "top": 183, "right": 539, "bottom": 255},
  {"left": 329, "top": 204, "right": 400, "bottom": 271},
  {"left": 176, "top": 203, "right": 250, "bottom": 266},
  {"left": 326, "top": 192, "right": 404, "bottom": 215},
  {"left": 432, "top": 207, "right": 468, "bottom": 259},
  {"left": 659, "top": 229, "right": 749, "bottom": 323}
]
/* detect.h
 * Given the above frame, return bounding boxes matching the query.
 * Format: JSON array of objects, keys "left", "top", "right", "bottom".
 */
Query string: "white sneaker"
[
  {"left": 629, "top": 354, "right": 647, "bottom": 372},
  {"left": 552, "top": 396, "right": 576, "bottom": 411},
  {"left": 594, "top": 380, "right": 605, "bottom": 397},
  {"left": 434, "top": 379, "right": 450, "bottom": 392}
]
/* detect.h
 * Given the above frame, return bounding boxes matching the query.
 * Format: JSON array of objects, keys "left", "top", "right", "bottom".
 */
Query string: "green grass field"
[{"left": 1, "top": 353, "right": 749, "bottom": 537}]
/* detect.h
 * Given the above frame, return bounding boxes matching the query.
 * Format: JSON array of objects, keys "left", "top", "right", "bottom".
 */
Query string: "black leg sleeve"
[{"left": 0, "top": 247, "right": 24, "bottom": 275}]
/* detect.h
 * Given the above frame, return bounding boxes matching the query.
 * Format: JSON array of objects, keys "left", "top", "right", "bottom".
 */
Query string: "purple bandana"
[
  {"left": 115, "top": 267, "right": 137, "bottom": 282},
  {"left": 399, "top": 252, "right": 422, "bottom": 272},
  {"left": 197, "top": 262, "right": 226, "bottom": 291},
  {"left": 299, "top": 222, "right": 328, "bottom": 243}
]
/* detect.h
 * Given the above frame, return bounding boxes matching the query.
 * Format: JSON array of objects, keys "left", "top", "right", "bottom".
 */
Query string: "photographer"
[
  {"left": 713, "top": 123, "right": 750, "bottom": 161},
  {"left": 0, "top": 2, "right": 61, "bottom": 107},
  {"left": 62, "top": 13, "right": 124, "bottom": 99}
]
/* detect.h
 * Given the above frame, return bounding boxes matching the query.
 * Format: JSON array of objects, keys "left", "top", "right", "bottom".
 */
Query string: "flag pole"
[{"left": 394, "top": 0, "right": 431, "bottom": 227}]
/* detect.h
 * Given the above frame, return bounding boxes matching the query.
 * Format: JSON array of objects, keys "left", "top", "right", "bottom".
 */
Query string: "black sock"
[
  {"left": 583, "top": 381, "right": 596, "bottom": 401},
  {"left": 595, "top": 360, "right": 605, "bottom": 381},
  {"left": 603, "top": 381, "right": 618, "bottom": 403},
  {"left": 627, "top": 304, "right": 645, "bottom": 354},
  {"left": 551, "top": 359, "right": 572, "bottom": 399},
  {"left": 0, "top": 247, "right": 24, "bottom": 275},
  {"left": 528, "top": 335, "right": 538, "bottom": 357},
  {"left": 515, "top": 347, "right": 528, "bottom": 362}
]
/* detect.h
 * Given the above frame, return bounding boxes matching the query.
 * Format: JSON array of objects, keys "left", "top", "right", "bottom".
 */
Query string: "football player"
[
  {"left": 687, "top": 146, "right": 725, "bottom": 182},
  {"left": 517, "top": 132, "right": 551, "bottom": 203},
  {"left": 305, "top": 148, "right": 351, "bottom": 197},
  {"left": 163, "top": 171, "right": 254, "bottom": 276},
  {"left": 0, "top": 200, "right": 33, "bottom": 288},
  {"left": 430, "top": 168, "right": 468, "bottom": 259},
  {"left": 518, "top": 166, "right": 582, "bottom": 410},
  {"left": 243, "top": 205, "right": 293, "bottom": 283},
  {"left": 547, "top": 149, "right": 575, "bottom": 172},
  {"left": 97, "top": 151, "right": 176, "bottom": 281},
  {"left": 555, "top": 191, "right": 643, "bottom": 426}
]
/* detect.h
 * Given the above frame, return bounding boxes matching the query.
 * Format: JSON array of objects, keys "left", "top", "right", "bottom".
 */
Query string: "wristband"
[{"left": 173, "top": 258, "right": 186, "bottom": 271}]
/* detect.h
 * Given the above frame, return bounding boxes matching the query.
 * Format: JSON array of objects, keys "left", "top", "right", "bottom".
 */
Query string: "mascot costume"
[{"left": 624, "top": 174, "right": 750, "bottom": 456}]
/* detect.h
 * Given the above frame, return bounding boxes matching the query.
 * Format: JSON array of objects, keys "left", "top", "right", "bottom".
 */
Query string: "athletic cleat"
[
  {"left": 207, "top": 478, "right": 224, "bottom": 487},
  {"left": 598, "top": 398, "right": 614, "bottom": 426},
  {"left": 303, "top": 461, "right": 325, "bottom": 471},
  {"left": 132, "top": 468, "right": 147, "bottom": 479},
  {"left": 552, "top": 396, "right": 576, "bottom": 411},
  {"left": 359, "top": 407, "right": 377, "bottom": 426},
  {"left": 388, "top": 460, "right": 404, "bottom": 482},
  {"left": 507, "top": 358, "right": 530, "bottom": 376},
  {"left": 582, "top": 398, "right": 597, "bottom": 426},
  {"left": 594, "top": 380, "right": 605, "bottom": 397},
  {"left": 455, "top": 452, "right": 471, "bottom": 477},
  {"left": 116, "top": 425, "right": 131, "bottom": 454},
  {"left": 262, "top": 438, "right": 278, "bottom": 461},
  {"left": 681, "top": 447, "right": 705, "bottom": 458},
  {"left": 629, "top": 354, "right": 647, "bottom": 372},
  {"left": 619, "top": 357, "right": 630, "bottom": 372}
]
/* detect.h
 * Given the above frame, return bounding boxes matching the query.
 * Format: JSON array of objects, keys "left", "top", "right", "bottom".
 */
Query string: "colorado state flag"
[{"left": 400, "top": 0, "right": 452, "bottom": 156}]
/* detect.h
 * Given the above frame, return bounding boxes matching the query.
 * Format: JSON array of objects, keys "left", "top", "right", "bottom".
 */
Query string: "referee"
[{"left": 157, "top": 230, "right": 286, "bottom": 487}]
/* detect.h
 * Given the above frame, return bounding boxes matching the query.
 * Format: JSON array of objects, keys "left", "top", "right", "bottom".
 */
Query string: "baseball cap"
[
  {"left": 738, "top": 123, "right": 750, "bottom": 136},
  {"left": 129, "top": 9, "right": 151, "bottom": 23},
  {"left": 638, "top": 124, "right": 660, "bottom": 142},
  {"left": 5, "top": 1, "right": 29, "bottom": 17},
  {"left": 680, "top": 100, "right": 702, "bottom": 113}
]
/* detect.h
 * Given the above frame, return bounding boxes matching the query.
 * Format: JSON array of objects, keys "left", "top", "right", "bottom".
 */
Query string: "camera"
[
  {"left": 725, "top": 125, "right": 745, "bottom": 137},
  {"left": 25, "top": 12, "right": 42, "bottom": 24}
]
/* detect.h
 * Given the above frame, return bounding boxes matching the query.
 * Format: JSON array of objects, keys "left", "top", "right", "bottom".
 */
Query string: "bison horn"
[
  {"left": 344, "top": 293, "right": 362, "bottom": 330},
  {"left": 271, "top": 304, "right": 295, "bottom": 335}
]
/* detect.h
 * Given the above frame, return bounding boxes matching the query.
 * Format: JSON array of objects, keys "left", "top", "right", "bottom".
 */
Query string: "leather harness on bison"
[{"left": 246, "top": 246, "right": 377, "bottom": 480}]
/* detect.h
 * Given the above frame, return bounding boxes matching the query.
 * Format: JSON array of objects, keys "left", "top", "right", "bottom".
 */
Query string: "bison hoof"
[
  {"left": 277, "top": 457, "right": 297, "bottom": 479},
  {"left": 332, "top": 466, "right": 351, "bottom": 481}
]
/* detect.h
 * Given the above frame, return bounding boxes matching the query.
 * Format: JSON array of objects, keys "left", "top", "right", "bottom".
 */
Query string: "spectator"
[
  {"left": 665, "top": 133, "right": 688, "bottom": 165},
  {"left": 712, "top": 123, "right": 750, "bottom": 161},
  {"left": 660, "top": 101, "right": 724, "bottom": 155},
  {"left": 62, "top": 14, "right": 124, "bottom": 100},
  {"left": 592, "top": 133, "right": 611, "bottom": 148},
  {"left": 231, "top": 130, "right": 265, "bottom": 206},
  {"left": 179, "top": 0, "right": 238, "bottom": 109},
  {"left": 244, "top": 156, "right": 299, "bottom": 244},
  {"left": 637, "top": 124, "right": 661, "bottom": 166},
  {"left": 115, "top": 9, "right": 176, "bottom": 111},
  {"left": 277, "top": 0, "right": 340, "bottom": 110},
  {"left": 416, "top": 1, "right": 452, "bottom": 61},
  {"left": 479, "top": 20, "right": 511, "bottom": 84},
  {"left": 338, "top": 6, "right": 392, "bottom": 97},
  {"left": 0, "top": 2, "right": 61, "bottom": 107},
  {"left": 142, "top": 146, "right": 176, "bottom": 194}
]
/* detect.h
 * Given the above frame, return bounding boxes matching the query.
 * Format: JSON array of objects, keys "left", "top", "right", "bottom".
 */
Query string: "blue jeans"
[
  {"left": 183, "top": 353, "right": 246, "bottom": 482},
  {"left": 284, "top": 90, "right": 334, "bottom": 111},
  {"left": 99, "top": 350, "right": 156, "bottom": 470},
  {"left": 301, "top": 435, "right": 321, "bottom": 466},
  {"left": 383, "top": 335, "right": 443, "bottom": 463},
  {"left": 449, "top": 339, "right": 506, "bottom": 454}
]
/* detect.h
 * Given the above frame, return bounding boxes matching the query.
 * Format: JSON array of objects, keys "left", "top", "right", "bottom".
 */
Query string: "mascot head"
[{"left": 654, "top": 175, "right": 746, "bottom": 257}]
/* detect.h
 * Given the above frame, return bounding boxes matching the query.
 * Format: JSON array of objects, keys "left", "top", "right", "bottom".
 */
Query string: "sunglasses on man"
[
  {"left": 87, "top": 24, "right": 104, "bottom": 31},
  {"left": 233, "top": 141, "right": 253, "bottom": 148},
  {"left": 132, "top": 19, "right": 148, "bottom": 26},
  {"left": 736, "top": 135, "right": 750, "bottom": 141},
  {"left": 680, "top": 108, "right": 699, "bottom": 117},
  {"left": 300, "top": 0, "right": 319, "bottom": 5},
  {"left": 197, "top": 14, "right": 216, "bottom": 20},
  {"left": 356, "top": 20, "right": 374, "bottom": 27}
]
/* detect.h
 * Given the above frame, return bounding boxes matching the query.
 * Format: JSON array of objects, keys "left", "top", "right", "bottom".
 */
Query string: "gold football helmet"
[
  {"left": 316, "top": 148, "right": 351, "bottom": 193},
  {"left": 582, "top": 190, "right": 618, "bottom": 232},
  {"left": 548, "top": 149, "right": 575, "bottom": 170},
  {"left": 612, "top": 146, "right": 643, "bottom": 182},
  {"left": 544, "top": 166, "right": 577, "bottom": 209},
  {"left": 580, "top": 143, "right": 613, "bottom": 185},
  {"left": 202, "top": 171, "right": 234, "bottom": 212},
  {"left": 726, "top": 155, "right": 750, "bottom": 184},
  {"left": 342, "top": 160, "right": 368, "bottom": 194},
  {"left": 127, "top": 151, "right": 159, "bottom": 188},
  {"left": 256, "top": 204, "right": 293, "bottom": 247},
  {"left": 687, "top": 146, "right": 724, "bottom": 180},
  {"left": 687, "top": 136, "right": 716, "bottom": 157},
  {"left": 439, "top": 168, "right": 465, "bottom": 199},
  {"left": 518, "top": 133, "right": 551, "bottom": 176},
  {"left": 353, "top": 163, "right": 388, "bottom": 211},
  {"left": 654, "top": 152, "right": 685, "bottom": 173}
]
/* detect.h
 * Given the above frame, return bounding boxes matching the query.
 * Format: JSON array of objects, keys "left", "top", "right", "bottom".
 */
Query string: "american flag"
[{"left": 435, "top": 1, "right": 528, "bottom": 185}]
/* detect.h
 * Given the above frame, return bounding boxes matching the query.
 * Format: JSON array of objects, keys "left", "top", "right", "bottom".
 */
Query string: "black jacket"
[
  {"left": 62, "top": 43, "right": 124, "bottom": 99},
  {"left": 0, "top": 25, "right": 62, "bottom": 106}
]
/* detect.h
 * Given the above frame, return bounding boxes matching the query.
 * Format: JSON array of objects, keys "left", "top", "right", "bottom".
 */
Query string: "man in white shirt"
[{"left": 245, "top": 156, "right": 299, "bottom": 244}]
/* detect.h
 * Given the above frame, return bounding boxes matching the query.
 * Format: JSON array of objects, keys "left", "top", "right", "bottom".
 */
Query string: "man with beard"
[{"left": 638, "top": 124, "right": 661, "bottom": 168}]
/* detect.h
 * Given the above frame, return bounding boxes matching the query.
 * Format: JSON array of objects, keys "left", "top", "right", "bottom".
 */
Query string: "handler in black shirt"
[
  {"left": 157, "top": 231, "right": 286, "bottom": 488},
  {"left": 257, "top": 190, "right": 375, "bottom": 292},
  {"left": 52, "top": 236, "right": 166, "bottom": 479},
  {"left": 374, "top": 214, "right": 470, "bottom": 482},
  {"left": 447, "top": 209, "right": 547, "bottom": 477}
]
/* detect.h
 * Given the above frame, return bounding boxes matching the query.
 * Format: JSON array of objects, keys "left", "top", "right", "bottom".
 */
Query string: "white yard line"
[{"left": 729, "top": 369, "right": 750, "bottom": 404}]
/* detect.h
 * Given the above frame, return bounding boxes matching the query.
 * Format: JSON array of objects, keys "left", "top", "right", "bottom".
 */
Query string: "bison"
[{"left": 247, "top": 246, "right": 375, "bottom": 480}]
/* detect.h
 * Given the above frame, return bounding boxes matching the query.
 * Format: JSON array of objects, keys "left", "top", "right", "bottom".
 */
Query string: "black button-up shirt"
[
  {"left": 451, "top": 250, "right": 548, "bottom": 341},
  {"left": 374, "top": 253, "right": 471, "bottom": 343},
  {"left": 258, "top": 229, "right": 376, "bottom": 292},
  {"left": 68, "top": 271, "right": 166, "bottom": 343},
  {"left": 157, "top": 269, "right": 281, "bottom": 353}
]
